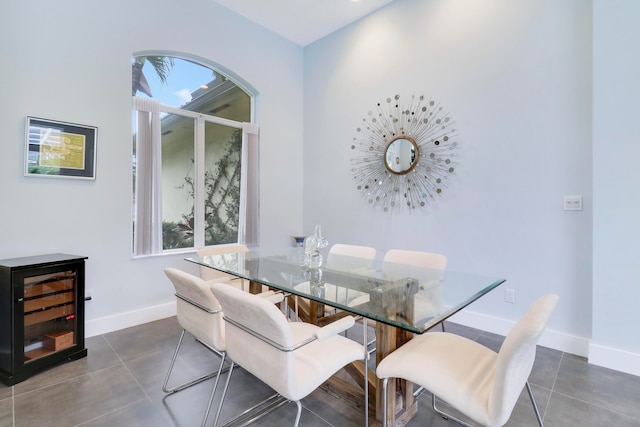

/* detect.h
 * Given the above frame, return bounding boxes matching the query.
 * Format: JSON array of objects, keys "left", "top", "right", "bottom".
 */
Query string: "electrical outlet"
[
  {"left": 563, "top": 195, "right": 583, "bottom": 211},
  {"left": 85, "top": 289, "right": 94, "bottom": 302},
  {"left": 505, "top": 288, "right": 515, "bottom": 304}
]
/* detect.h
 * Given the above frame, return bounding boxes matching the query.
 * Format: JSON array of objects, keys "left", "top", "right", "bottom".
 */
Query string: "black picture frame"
[{"left": 25, "top": 116, "right": 97, "bottom": 180}]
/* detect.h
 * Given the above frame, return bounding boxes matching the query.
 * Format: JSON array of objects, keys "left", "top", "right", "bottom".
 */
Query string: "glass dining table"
[{"left": 186, "top": 249, "right": 505, "bottom": 426}]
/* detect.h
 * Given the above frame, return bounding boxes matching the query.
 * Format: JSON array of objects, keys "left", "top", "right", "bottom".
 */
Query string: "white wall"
[
  {"left": 591, "top": 0, "right": 640, "bottom": 376},
  {"left": 304, "top": 0, "right": 595, "bottom": 359},
  {"left": 0, "top": 0, "right": 304, "bottom": 335}
]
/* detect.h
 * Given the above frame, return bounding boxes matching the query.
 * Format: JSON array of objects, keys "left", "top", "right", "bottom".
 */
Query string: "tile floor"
[{"left": 1, "top": 317, "right": 640, "bottom": 427}]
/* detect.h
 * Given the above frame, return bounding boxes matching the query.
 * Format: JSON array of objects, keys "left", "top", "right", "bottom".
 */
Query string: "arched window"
[{"left": 131, "top": 55, "right": 258, "bottom": 256}]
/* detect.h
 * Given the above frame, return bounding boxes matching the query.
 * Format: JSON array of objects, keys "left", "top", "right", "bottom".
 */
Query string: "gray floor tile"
[
  {"left": 126, "top": 334, "right": 225, "bottom": 401},
  {"left": 529, "top": 345, "right": 563, "bottom": 390},
  {"left": 13, "top": 364, "right": 146, "bottom": 427},
  {"left": 0, "top": 385, "right": 11, "bottom": 401},
  {"left": 303, "top": 386, "right": 366, "bottom": 426},
  {"left": 554, "top": 352, "right": 640, "bottom": 420},
  {"left": 157, "top": 379, "right": 222, "bottom": 427},
  {"left": 504, "top": 384, "right": 550, "bottom": 426},
  {"left": 0, "top": 397, "right": 13, "bottom": 427},
  {"left": 475, "top": 330, "right": 505, "bottom": 352},
  {"left": 213, "top": 368, "right": 285, "bottom": 420},
  {"left": 77, "top": 400, "right": 173, "bottom": 427},
  {"left": 123, "top": 331, "right": 229, "bottom": 426},
  {"left": 103, "top": 317, "right": 183, "bottom": 362},
  {"left": 442, "top": 321, "right": 484, "bottom": 340},
  {"left": 545, "top": 391, "right": 640, "bottom": 427},
  {"left": 256, "top": 402, "right": 331, "bottom": 427}
]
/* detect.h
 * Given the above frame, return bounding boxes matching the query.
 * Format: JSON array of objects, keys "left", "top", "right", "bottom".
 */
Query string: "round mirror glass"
[{"left": 385, "top": 137, "right": 419, "bottom": 174}]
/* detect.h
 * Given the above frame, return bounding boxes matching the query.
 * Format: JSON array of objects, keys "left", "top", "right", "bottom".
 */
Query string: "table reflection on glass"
[{"left": 186, "top": 249, "right": 505, "bottom": 426}]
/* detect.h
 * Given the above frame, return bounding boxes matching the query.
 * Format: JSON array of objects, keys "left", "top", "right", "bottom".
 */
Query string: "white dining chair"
[
  {"left": 196, "top": 243, "right": 249, "bottom": 291},
  {"left": 326, "top": 243, "right": 377, "bottom": 273},
  {"left": 383, "top": 249, "right": 447, "bottom": 331},
  {"left": 209, "top": 281, "right": 367, "bottom": 427},
  {"left": 383, "top": 249, "right": 446, "bottom": 270},
  {"left": 291, "top": 243, "right": 376, "bottom": 323},
  {"left": 377, "top": 294, "right": 559, "bottom": 427},
  {"left": 162, "top": 268, "right": 228, "bottom": 427}
]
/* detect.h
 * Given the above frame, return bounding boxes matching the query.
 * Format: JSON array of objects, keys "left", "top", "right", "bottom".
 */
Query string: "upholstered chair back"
[
  {"left": 382, "top": 249, "right": 448, "bottom": 320},
  {"left": 383, "top": 249, "right": 447, "bottom": 273},
  {"left": 488, "top": 294, "right": 559, "bottom": 425},
  {"left": 326, "top": 244, "right": 376, "bottom": 272},
  {"left": 196, "top": 244, "right": 249, "bottom": 282},
  {"left": 209, "top": 282, "right": 296, "bottom": 397},
  {"left": 164, "top": 268, "right": 225, "bottom": 351}
]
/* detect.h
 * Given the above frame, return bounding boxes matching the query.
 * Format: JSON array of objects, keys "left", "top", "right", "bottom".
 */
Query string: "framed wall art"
[{"left": 25, "top": 116, "right": 97, "bottom": 180}]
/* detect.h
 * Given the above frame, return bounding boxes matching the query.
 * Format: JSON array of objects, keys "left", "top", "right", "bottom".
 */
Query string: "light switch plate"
[{"left": 563, "top": 196, "right": 582, "bottom": 211}]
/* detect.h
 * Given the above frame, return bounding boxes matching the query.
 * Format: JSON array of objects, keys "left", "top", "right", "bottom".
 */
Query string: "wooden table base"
[{"left": 320, "top": 321, "right": 418, "bottom": 426}]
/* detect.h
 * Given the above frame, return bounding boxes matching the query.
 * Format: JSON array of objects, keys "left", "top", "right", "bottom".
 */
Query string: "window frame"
[
  {"left": 131, "top": 53, "right": 259, "bottom": 258},
  {"left": 132, "top": 101, "right": 258, "bottom": 257}
]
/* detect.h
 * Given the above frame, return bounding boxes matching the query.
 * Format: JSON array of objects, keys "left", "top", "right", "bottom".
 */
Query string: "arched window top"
[{"left": 132, "top": 55, "right": 252, "bottom": 122}]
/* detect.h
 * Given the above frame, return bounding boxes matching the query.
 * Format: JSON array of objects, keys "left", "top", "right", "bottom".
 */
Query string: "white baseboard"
[
  {"left": 451, "top": 309, "right": 640, "bottom": 376},
  {"left": 449, "top": 308, "right": 590, "bottom": 357},
  {"left": 588, "top": 342, "right": 640, "bottom": 377},
  {"left": 85, "top": 302, "right": 177, "bottom": 338}
]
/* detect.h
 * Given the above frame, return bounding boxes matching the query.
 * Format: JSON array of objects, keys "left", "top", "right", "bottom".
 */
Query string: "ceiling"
[{"left": 213, "top": 0, "right": 396, "bottom": 46}]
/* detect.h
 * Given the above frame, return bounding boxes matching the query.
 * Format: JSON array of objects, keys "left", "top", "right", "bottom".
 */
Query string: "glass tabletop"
[{"left": 186, "top": 249, "right": 505, "bottom": 334}]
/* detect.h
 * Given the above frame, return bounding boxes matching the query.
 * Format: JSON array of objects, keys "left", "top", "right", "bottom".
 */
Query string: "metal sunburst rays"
[{"left": 350, "top": 94, "right": 460, "bottom": 213}]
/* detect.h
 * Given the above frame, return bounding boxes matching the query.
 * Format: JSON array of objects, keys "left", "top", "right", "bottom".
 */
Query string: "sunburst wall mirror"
[{"left": 350, "top": 94, "right": 459, "bottom": 213}]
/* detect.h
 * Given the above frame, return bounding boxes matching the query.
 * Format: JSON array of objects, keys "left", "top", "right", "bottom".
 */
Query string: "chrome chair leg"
[
  {"left": 293, "top": 401, "right": 302, "bottom": 427},
  {"left": 526, "top": 381, "right": 545, "bottom": 427},
  {"left": 432, "top": 393, "right": 473, "bottom": 427},
  {"left": 213, "top": 361, "right": 236, "bottom": 427},
  {"left": 363, "top": 318, "right": 369, "bottom": 427},
  {"left": 386, "top": 377, "right": 475, "bottom": 427},
  {"left": 163, "top": 330, "right": 221, "bottom": 394},
  {"left": 162, "top": 330, "right": 186, "bottom": 393},
  {"left": 212, "top": 363, "right": 289, "bottom": 427},
  {"left": 202, "top": 352, "right": 227, "bottom": 427},
  {"left": 382, "top": 377, "right": 389, "bottom": 427}
]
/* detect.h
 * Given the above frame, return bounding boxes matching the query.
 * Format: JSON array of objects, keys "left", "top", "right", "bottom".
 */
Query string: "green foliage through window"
[{"left": 162, "top": 129, "right": 241, "bottom": 249}]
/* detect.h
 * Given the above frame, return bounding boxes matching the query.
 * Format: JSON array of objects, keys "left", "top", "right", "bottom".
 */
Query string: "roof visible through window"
[{"left": 133, "top": 57, "right": 222, "bottom": 109}]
